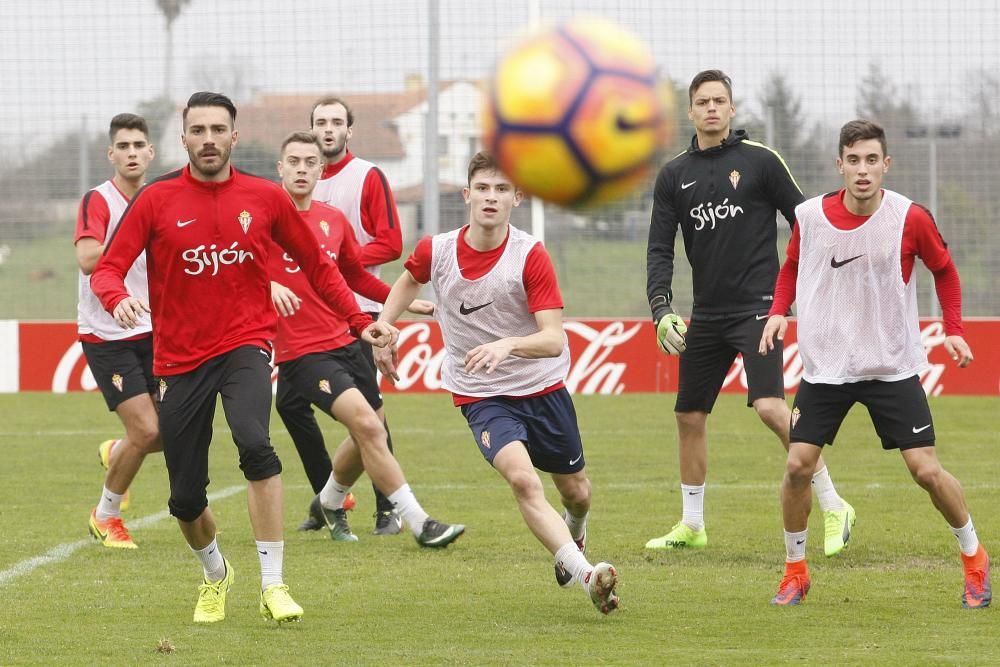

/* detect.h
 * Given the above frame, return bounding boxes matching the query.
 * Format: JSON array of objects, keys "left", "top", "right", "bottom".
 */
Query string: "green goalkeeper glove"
[{"left": 656, "top": 313, "right": 687, "bottom": 355}]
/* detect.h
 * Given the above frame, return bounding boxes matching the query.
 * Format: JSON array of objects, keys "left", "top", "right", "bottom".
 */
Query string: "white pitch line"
[{"left": 0, "top": 484, "right": 245, "bottom": 588}]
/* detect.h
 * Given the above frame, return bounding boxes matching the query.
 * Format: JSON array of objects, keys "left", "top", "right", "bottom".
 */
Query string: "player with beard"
[
  {"left": 268, "top": 131, "right": 464, "bottom": 548},
  {"left": 91, "top": 92, "right": 397, "bottom": 625},
  {"left": 298, "top": 96, "right": 406, "bottom": 535}
]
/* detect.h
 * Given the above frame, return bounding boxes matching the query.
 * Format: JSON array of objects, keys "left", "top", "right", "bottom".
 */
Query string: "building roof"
[{"left": 236, "top": 84, "right": 457, "bottom": 160}]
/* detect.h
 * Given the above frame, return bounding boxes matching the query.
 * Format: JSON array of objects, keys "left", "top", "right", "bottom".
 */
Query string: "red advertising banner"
[{"left": 13, "top": 319, "right": 1000, "bottom": 395}]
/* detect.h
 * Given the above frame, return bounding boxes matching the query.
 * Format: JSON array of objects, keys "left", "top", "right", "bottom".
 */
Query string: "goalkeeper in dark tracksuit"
[{"left": 643, "top": 69, "right": 856, "bottom": 556}]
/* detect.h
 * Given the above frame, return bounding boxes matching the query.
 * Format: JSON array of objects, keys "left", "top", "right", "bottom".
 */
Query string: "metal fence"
[{"left": 1, "top": 0, "right": 997, "bottom": 320}]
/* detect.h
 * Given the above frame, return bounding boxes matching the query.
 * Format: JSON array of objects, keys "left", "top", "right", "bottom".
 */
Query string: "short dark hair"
[
  {"left": 688, "top": 69, "right": 733, "bottom": 105},
  {"left": 280, "top": 131, "right": 323, "bottom": 155},
  {"left": 310, "top": 96, "right": 354, "bottom": 128},
  {"left": 183, "top": 91, "right": 237, "bottom": 128},
  {"left": 108, "top": 113, "right": 149, "bottom": 143},
  {"left": 467, "top": 151, "right": 501, "bottom": 186},
  {"left": 839, "top": 119, "right": 888, "bottom": 156}
]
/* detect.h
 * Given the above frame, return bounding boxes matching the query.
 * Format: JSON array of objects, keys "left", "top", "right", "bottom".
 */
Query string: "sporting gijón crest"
[{"left": 238, "top": 210, "right": 253, "bottom": 234}]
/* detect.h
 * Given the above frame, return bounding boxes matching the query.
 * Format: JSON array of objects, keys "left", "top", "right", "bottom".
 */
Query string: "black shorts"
[
  {"left": 157, "top": 345, "right": 281, "bottom": 522},
  {"left": 675, "top": 313, "right": 784, "bottom": 413},
  {"left": 276, "top": 341, "right": 383, "bottom": 416},
  {"left": 81, "top": 336, "right": 156, "bottom": 411},
  {"left": 790, "top": 375, "right": 935, "bottom": 450},
  {"left": 460, "top": 388, "right": 585, "bottom": 475}
]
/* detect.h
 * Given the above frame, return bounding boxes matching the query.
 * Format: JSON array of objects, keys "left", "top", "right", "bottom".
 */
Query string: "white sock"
[
  {"left": 256, "top": 540, "right": 284, "bottom": 590},
  {"left": 811, "top": 466, "right": 845, "bottom": 512},
  {"left": 784, "top": 529, "right": 808, "bottom": 562},
  {"left": 951, "top": 517, "right": 980, "bottom": 557},
  {"left": 387, "top": 484, "right": 430, "bottom": 534},
  {"left": 554, "top": 541, "right": 592, "bottom": 588},
  {"left": 95, "top": 486, "right": 123, "bottom": 521},
  {"left": 192, "top": 538, "right": 226, "bottom": 582},
  {"left": 680, "top": 484, "right": 705, "bottom": 530},
  {"left": 319, "top": 474, "right": 351, "bottom": 510},
  {"left": 564, "top": 510, "right": 588, "bottom": 543}
]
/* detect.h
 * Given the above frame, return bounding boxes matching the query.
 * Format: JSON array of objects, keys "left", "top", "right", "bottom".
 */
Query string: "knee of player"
[
  {"left": 557, "top": 474, "right": 591, "bottom": 506},
  {"left": 753, "top": 399, "right": 789, "bottom": 430},
  {"left": 238, "top": 445, "right": 282, "bottom": 480},
  {"left": 785, "top": 453, "right": 815, "bottom": 484},
  {"left": 909, "top": 460, "right": 945, "bottom": 490},
  {"left": 168, "top": 494, "right": 208, "bottom": 523},
  {"left": 675, "top": 410, "right": 707, "bottom": 433},
  {"left": 348, "top": 413, "right": 388, "bottom": 449},
  {"left": 507, "top": 468, "right": 544, "bottom": 499},
  {"left": 129, "top": 421, "right": 161, "bottom": 453}
]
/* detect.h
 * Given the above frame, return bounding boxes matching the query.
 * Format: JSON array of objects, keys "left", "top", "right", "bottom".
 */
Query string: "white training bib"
[
  {"left": 431, "top": 225, "right": 569, "bottom": 396},
  {"left": 795, "top": 189, "right": 927, "bottom": 384},
  {"left": 313, "top": 158, "right": 383, "bottom": 312},
  {"left": 77, "top": 181, "right": 151, "bottom": 339}
]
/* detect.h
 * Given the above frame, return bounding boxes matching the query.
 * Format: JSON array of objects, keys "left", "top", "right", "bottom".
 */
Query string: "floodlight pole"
[
  {"left": 79, "top": 115, "right": 89, "bottom": 195},
  {"left": 423, "top": 0, "right": 440, "bottom": 236},
  {"left": 528, "top": 0, "right": 546, "bottom": 244}
]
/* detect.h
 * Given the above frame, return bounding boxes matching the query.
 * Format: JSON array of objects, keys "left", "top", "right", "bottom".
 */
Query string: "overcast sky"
[{"left": 0, "top": 0, "right": 996, "bottom": 159}]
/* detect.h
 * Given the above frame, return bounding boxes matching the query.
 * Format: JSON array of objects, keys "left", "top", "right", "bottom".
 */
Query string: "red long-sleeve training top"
[
  {"left": 269, "top": 201, "right": 390, "bottom": 364},
  {"left": 91, "top": 166, "right": 372, "bottom": 375}
]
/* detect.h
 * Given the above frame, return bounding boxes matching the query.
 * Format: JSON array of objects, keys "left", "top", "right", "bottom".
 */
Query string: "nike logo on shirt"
[
  {"left": 176, "top": 218, "right": 197, "bottom": 227},
  {"left": 755, "top": 314, "right": 768, "bottom": 321},
  {"left": 459, "top": 301, "right": 493, "bottom": 315},
  {"left": 830, "top": 254, "right": 865, "bottom": 268},
  {"left": 681, "top": 181, "right": 697, "bottom": 190}
]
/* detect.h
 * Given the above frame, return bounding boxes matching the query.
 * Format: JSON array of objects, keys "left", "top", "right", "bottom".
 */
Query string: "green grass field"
[
  {"left": 1, "top": 393, "right": 997, "bottom": 665},
  {"left": 0, "top": 233, "right": 695, "bottom": 320}
]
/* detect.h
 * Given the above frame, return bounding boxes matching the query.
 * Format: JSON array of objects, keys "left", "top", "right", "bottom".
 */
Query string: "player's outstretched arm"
[
  {"left": 758, "top": 315, "right": 788, "bottom": 355},
  {"left": 464, "top": 308, "right": 564, "bottom": 374},
  {"left": 380, "top": 270, "right": 423, "bottom": 326}
]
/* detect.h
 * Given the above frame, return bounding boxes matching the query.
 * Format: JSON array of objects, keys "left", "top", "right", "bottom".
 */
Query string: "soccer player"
[
  {"left": 644, "top": 69, "right": 855, "bottom": 554},
  {"left": 303, "top": 96, "right": 406, "bottom": 535},
  {"left": 761, "top": 119, "right": 990, "bottom": 608},
  {"left": 269, "top": 131, "right": 464, "bottom": 548},
  {"left": 90, "top": 92, "right": 397, "bottom": 625},
  {"left": 75, "top": 113, "right": 161, "bottom": 549},
  {"left": 374, "top": 152, "right": 620, "bottom": 615}
]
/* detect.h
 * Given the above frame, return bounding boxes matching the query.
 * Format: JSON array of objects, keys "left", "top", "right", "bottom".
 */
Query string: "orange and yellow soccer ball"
[{"left": 483, "top": 17, "right": 675, "bottom": 209}]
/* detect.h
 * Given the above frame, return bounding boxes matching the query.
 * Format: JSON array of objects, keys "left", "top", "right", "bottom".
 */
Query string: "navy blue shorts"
[{"left": 460, "top": 387, "right": 585, "bottom": 474}]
